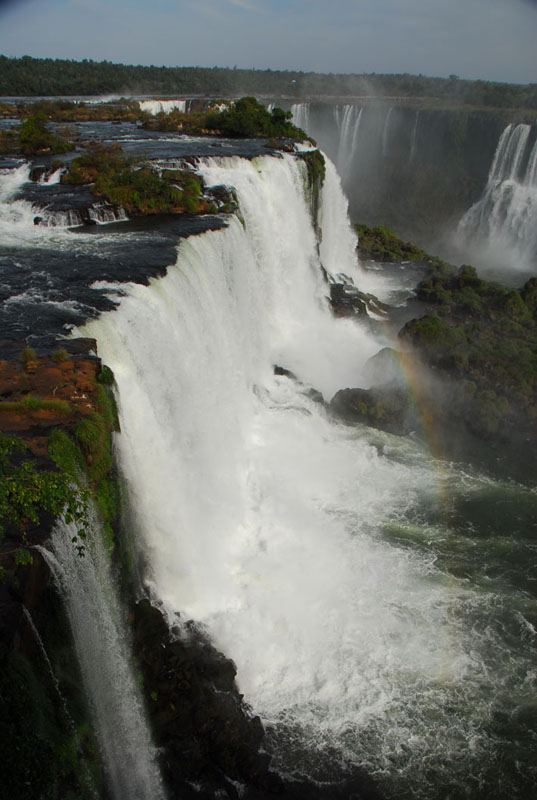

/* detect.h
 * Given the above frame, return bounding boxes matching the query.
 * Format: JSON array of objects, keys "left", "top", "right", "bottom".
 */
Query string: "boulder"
[{"left": 331, "top": 385, "right": 411, "bottom": 435}]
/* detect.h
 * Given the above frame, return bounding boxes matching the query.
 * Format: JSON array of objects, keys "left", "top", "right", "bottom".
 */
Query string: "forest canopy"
[{"left": 0, "top": 55, "right": 536, "bottom": 110}]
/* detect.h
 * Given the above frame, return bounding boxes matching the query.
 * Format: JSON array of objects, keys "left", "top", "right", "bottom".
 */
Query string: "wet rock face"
[
  {"left": 329, "top": 282, "right": 392, "bottom": 319},
  {"left": 132, "top": 599, "right": 282, "bottom": 799}
]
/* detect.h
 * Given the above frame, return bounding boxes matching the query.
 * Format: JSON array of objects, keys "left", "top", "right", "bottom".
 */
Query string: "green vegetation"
[
  {"left": 401, "top": 314, "right": 468, "bottom": 369},
  {"left": 96, "top": 364, "right": 115, "bottom": 386},
  {"left": 297, "top": 149, "right": 325, "bottom": 224},
  {"left": 0, "top": 395, "right": 72, "bottom": 415},
  {"left": 0, "top": 56, "right": 536, "bottom": 111},
  {"left": 18, "top": 112, "right": 72, "bottom": 154},
  {"left": 51, "top": 348, "right": 69, "bottom": 363},
  {"left": 0, "top": 647, "right": 101, "bottom": 800},
  {"left": 0, "top": 128, "right": 16, "bottom": 155},
  {"left": 0, "top": 358, "right": 120, "bottom": 554},
  {"left": 142, "top": 96, "right": 309, "bottom": 141},
  {"left": 0, "top": 112, "right": 74, "bottom": 156},
  {"left": 47, "top": 428, "right": 85, "bottom": 481},
  {"left": 356, "top": 224, "right": 428, "bottom": 262},
  {"left": 47, "top": 374, "right": 120, "bottom": 553},
  {"left": 5, "top": 97, "right": 142, "bottom": 124},
  {"left": 0, "top": 432, "right": 89, "bottom": 546},
  {"left": 299, "top": 149, "right": 326, "bottom": 185},
  {"left": 62, "top": 141, "right": 124, "bottom": 184},
  {"left": 333, "top": 256, "right": 536, "bottom": 453},
  {"left": 400, "top": 263, "right": 537, "bottom": 437},
  {"left": 331, "top": 385, "right": 410, "bottom": 436},
  {"left": 205, "top": 97, "right": 307, "bottom": 139},
  {"left": 0, "top": 362, "right": 121, "bottom": 797},
  {"left": 74, "top": 413, "right": 114, "bottom": 486},
  {"left": 62, "top": 143, "right": 208, "bottom": 215},
  {"left": 19, "top": 346, "right": 37, "bottom": 365},
  {"left": 95, "top": 166, "right": 202, "bottom": 215}
]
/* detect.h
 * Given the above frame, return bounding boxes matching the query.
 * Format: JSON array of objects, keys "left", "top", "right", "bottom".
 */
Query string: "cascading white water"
[
  {"left": 40, "top": 205, "right": 128, "bottom": 227},
  {"left": 195, "top": 153, "right": 381, "bottom": 397},
  {"left": 139, "top": 99, "right": 187, "bottom": 115},
  {"left": 381, "top": 107, "right": 394, "bottom": 157},
  {"left": 0, "top": 162, "right": 54, "bottom": 244},
  {"left": 458, "top": 123, "right": 537, "bottom": 274},
  {"left": 41, "top": 516, "right": 165, "bottom": 800},
  {"left": 0, "top": 161, "right": 30, "bottom": 201},
  {"left": 334, "top": 105, "right": 363, "bottom": 177},
  {"left": 409, "top": 109, "right": 421, "bottom": 163},
  {"left": 73, "top": 150, "right": 537, "bottom": 797},
  {"left": 294, "top": 103, "right": 365, "bottom": 182},
  {"left": 0, "top": 163, "right": 128, "bottom": 236},
  {"left": 291, "top": 102, "right": 310, "bottom": 134},
  {"left": 38, "top": 166, "right": 65, "bottom": 185}
]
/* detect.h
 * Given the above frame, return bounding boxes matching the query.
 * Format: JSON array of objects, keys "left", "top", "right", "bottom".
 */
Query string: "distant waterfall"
[
  {"left": 42, "top": 518, "right": 165, "bottom": 800},
  {"left": 139, "top": 99, "right": 187, "bottom": 115},
  {"left": 458, "top": 123, "right": 537, "bottom": 273},
  {"left": 381, "top": 106, "right": 394, "bottom": 157},
  {"left": 409, "top": 110, "right": 421, "bottom": 163},
  {"left": 290, "top": 102, "right": 412, "bottom": 197},
  {"left": 335, "top": 105, "right": 363, "bottom": 176},
  {"left": 291, "top": 102, "right": 310, "bottom": 134}
]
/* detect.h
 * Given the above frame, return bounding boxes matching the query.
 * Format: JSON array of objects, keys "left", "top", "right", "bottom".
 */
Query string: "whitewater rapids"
[{"left": 80, "top": 152, "right": 537, "bottom": 798}]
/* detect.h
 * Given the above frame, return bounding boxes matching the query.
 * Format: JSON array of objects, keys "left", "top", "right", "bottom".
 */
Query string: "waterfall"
[
  {"left": 41, "top": 516, "right": 165, "bottom": 800},
  {"left": 409, "top": 109, "right": 421, "bottom": 163},
  {"left": 381, "top": 106, "right": 394, "bottom": 157},
  {"left": 458, "top": 123, "right": 537, "bottom": 274},
  {"left": 138, "top": 99, "right": 187, "bottom": 115},
  {"left": 0, "top": 162, "right": 50, "bottom": 244},
  {"left": 291, "top": 102, "right": 310, "bottom": 133},
  {"left": 486, "top": 123, "right": 531, "bottom": 185},
  {"left": 38, "top": 204, "right": 128, "bottom": 227},
  {"left": 294, "top": 103, "right": 364, "bottom": 180},
  {"left": 73, "top": 150, "right": 536, "bottom": 796},
  {"left": 0, "top": 164, "right": 128, "bottom": 231},
  {"left": 335, "top": 105, "right": 363, "bottom": 176},
  {"left": 0, "top": 161, "right": 30, "bottom": 201},
  {"left": 38, "top": 166, "right": 65, "bottom": 185}
]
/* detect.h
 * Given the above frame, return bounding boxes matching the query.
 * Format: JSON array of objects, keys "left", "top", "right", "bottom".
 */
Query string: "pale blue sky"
[{"left": 0, "top": 0, "right": 535, "bottom": 83}]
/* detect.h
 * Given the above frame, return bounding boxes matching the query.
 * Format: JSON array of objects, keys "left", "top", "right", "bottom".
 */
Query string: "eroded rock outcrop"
[{"left": 133, "top": 599, "right": 283, "bottom": 799}]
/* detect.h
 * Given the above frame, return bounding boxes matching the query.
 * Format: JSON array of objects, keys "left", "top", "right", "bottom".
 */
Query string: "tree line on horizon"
[{"left": 0, "top": 55, "right": 536, "bottom": 110}]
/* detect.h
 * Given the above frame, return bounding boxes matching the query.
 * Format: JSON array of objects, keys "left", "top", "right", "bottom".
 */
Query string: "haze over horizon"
[{"left": 0, "top": 0, "right": 536, "bottom": 86}]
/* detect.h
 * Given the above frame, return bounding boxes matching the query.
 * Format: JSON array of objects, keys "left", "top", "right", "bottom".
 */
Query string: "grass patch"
[
  {"left": 0, "top": 395, "right": 72, "bottom": 415},
  {"left": 51, "top": 348, "right": 69, "bottom": 363},
  {"left": 48, "top": 428, "right": 85, "bottom": 483},
  {"left": 74, "top": 413, "right": 113, "bottom": 486}
]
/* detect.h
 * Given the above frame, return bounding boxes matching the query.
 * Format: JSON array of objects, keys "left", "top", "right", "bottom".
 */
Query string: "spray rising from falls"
[
  {"left": 41, "top": 517, "right": 165, "bottom": 800},
  {"left": 291, "top": 103, "right": 413, "bottom": 197},
  {"left": 81, "top": 152, "right": 536, "bottom": 797},
  {"left": 458, "top": 122, "right": 537, "bottom": 274}
]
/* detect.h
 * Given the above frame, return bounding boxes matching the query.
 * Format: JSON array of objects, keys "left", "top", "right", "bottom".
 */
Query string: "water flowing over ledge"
[
  {"left": 78, "top": 152, "right": 537, "bottom": 798},
  {"left": 41, "top": 517, "right": 165, "bottom": 800},
  {"left": 458, "top": 122, "right": 537, "bottom": 275}
]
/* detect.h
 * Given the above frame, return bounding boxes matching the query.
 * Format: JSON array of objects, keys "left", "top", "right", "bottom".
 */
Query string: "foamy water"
[{"left": 81, "top": 152, "right": 537, "bottom": 797}]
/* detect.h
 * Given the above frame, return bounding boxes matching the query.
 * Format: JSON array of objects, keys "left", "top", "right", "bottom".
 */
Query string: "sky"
[{"left": 0, "top": 0, "right": 535, "bottom": 84}]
